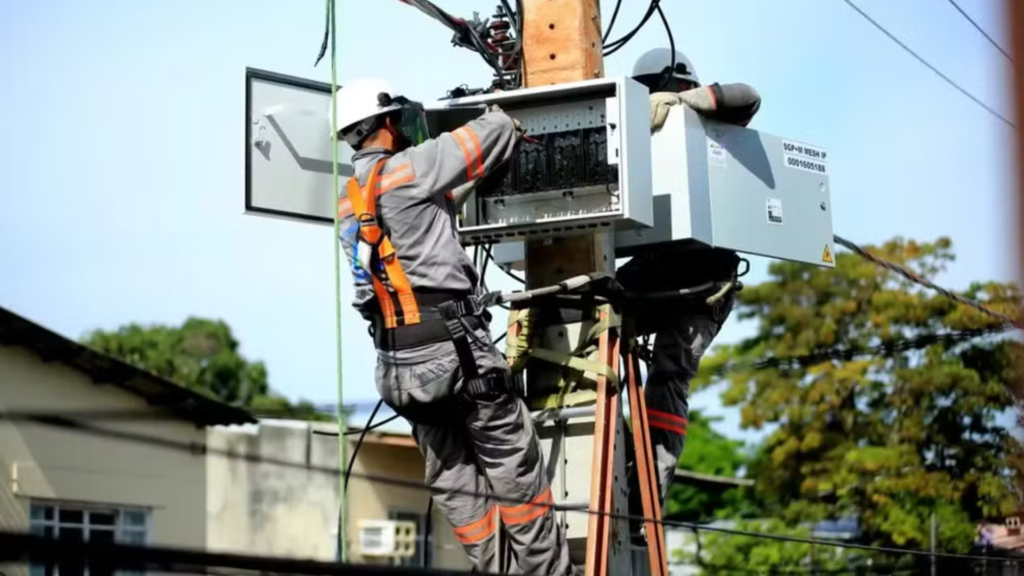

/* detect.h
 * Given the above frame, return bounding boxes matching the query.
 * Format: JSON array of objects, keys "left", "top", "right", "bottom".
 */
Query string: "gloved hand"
[
  {"left": 450, "top": 178, "right": 478, "bottom": 211},
  {"left": 649, "top": 92, "right": 683, "bottom": 134},
  {"left": 650, "top": 87, "right": 719, "bottom": 133},
  {"left": 489, "top": 103, "right": 525, "bottom": 141}
]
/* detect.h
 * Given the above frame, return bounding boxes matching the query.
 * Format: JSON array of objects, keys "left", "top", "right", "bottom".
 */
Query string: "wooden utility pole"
[
  {"left": 521, "top": 0, "right": 611, "bottom": 286},
  {"left": 516, "top": 3, "right": 646, "bottom": 576}
]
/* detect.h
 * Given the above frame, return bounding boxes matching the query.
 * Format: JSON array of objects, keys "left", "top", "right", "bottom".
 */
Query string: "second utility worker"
[
  {"left": 619, "top": 46, "right": 762, "bottom": 526},
  {"left": 331, "top": 79, "right": 579, "bottom": 576}
]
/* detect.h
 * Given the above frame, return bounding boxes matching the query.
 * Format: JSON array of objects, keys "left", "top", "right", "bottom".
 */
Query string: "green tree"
[
  {"left": 83, "top": 317, "right": 331, "bottom": 420},
  {"left": 692, "top": 237, "right": 1021, "bottom": 562}
]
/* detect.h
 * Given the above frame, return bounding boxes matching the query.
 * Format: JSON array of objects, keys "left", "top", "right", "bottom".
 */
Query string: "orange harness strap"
[{"left": 345, "top": 159, "right": 421, "bottom": 328}]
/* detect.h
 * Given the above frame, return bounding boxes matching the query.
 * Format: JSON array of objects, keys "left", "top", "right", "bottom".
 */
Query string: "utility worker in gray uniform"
[
  {"left": 331, "top": 78, "right": 578, "bottom": 576},
  {"left": 619, "top": 48, "right": 762, "bottom": 512}
]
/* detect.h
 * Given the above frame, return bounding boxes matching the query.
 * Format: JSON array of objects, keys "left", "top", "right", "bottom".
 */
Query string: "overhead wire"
[
  {"left": 603, "top": 0, "right": 661, "bottom": 56},
  {"left": 4, "top": 412, "right": 1018, "bottom": 567},
  {"left": 602, "top": 0, "right": 624, "bottom": 44},
  {"left": 833, "top": 235, "right": 1023, "bottom": 329},
  {"left": 945, "top": 0, "right": 1011, "bottom": 61},
  {"left": 653, "top": 0, "right": 675, "bottom": 92},
  {"left": 840, "top": 0, "right": 1015, "bottom": 128}
]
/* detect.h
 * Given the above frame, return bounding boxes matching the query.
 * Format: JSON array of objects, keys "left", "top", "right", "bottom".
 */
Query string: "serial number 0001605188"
[{"left": 785, "top": 155, "right": 827, "bottom": 174}]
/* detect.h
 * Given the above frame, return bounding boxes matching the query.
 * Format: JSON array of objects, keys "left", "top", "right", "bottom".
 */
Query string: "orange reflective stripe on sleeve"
[
  {"left": 453, "top": 506, "right": 498, "bottom": 545},
  {"left": 498, "top": 487, "right": 553, "bottom": 526},
  {"left": 452, "top": 126, "right": 483, "bottom": 179},
  {"left": 648, "top": 409, "right": 688, "bottom": 436},
  {"left": 460, "top": 126, "right": 484, "bottom": 179},
  {"left": 379, "top": 163, "right": 413, "bottom": 192},
  {"left": 378, "top": 237, "right": 420, "bottom": 325},
  {"left": 450, "top": 129, "right": 475, "bottom": 181}
]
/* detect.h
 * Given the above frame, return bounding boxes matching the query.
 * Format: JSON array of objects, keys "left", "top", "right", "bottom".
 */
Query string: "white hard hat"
[
  {"left": 327, "top": 78, "right": 407, "bottom": 147},
  {"left": 632, "top": 48, "right": 700, "bottom": 86}
]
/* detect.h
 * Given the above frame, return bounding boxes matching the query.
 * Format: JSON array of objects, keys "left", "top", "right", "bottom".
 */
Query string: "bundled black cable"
[{"left": 602, "top": 0, "right": 662, "bottom": 56}]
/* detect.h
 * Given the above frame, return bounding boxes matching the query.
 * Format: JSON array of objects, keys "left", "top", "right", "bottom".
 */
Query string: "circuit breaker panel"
[{"left": 423, "top": 77, "right": 652, "bottom": 245}]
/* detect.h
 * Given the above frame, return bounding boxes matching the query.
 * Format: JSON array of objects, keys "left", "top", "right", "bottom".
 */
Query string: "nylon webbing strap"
[
  {"left": 511, "top": 304, "right": 622, "bottom": 411},
  {"left": 439, "top": 307, "right": 480, "bottom": 382}
]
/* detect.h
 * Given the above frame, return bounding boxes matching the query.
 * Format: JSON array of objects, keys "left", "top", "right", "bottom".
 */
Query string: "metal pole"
[{"left": 930, "top": 512, "right": 936, "bottom": 576}]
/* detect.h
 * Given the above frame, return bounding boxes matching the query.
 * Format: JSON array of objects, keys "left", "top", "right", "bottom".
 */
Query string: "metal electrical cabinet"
[
  {"left": 492, "top": 103, "right": 836, "bottom": 269},
  {"left": 423, "top": 76, "right": 653, "bottom": 245},
  {"left": 615, "top": 104, "right": 835, "bottom": 268}
]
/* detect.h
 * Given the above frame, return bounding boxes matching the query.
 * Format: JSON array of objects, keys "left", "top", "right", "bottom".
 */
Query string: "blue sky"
[{"left": 0, "top": 0, "right": 1015, "bottom": 444}]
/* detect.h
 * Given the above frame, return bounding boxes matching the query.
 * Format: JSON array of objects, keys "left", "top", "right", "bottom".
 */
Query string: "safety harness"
[{"left": 345, "top": 157, "right": 517, "bottom": 399}]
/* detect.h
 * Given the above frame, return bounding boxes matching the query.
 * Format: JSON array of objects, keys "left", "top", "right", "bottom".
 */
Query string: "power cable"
[
  {"left": 840, "top": 0, "right": 1015, "bottom": 128},
  {"left": 697, "top": 325, "right": 1013, "bottom": 379},
  {"left": 482, "top": 245, "right": 524, "bottom": 285},
  {"left": 8, "top": 412, "right": 1018, "bottom": 565},
  {"left": 322, "top": 413, "right": 402, "bottom": 436},
  {"left": 653, "top": 0, "right": 676, "bottom": 92},
  {"left": 833, "top": 234, "right": 1022, "bottom": 329},
  {"left": 945, "top": 0, "right": 1011, "bottom": 61},
  {"left": 602, "top": 0, "right": 624, "bottom": 44},
  {"left": 0, "top": 530, "right": 494, "bottom": 576},
  {"left": 603, "top": 0, "right": 661, "bottom": 56},
  {"left": 344, "top": 398, "right": 383, "bottom": 492}
]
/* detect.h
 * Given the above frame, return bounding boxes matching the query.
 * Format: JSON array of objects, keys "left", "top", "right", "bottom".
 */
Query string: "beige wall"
[
  {"left": 0, "top": 345, "right": 207, "bottom": 575},
  {"left": 346, "top": 438, "right": 470, "bottom": 570},
  {"left": 206, "top": 420, "right": 340, "bottom": 560},
  {"left": 207, "top": 420, "right": 469, "bottom": 570}
]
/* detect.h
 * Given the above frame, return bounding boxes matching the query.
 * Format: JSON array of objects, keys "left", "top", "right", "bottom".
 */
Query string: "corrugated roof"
[{"left": 0, "top": 307, "right": 256, "bottom": 427}]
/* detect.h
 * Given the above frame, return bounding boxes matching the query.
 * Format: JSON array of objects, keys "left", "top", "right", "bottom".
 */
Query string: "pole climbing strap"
[{"left": 507, "top": 303, "right": 622, "bottom": 411}]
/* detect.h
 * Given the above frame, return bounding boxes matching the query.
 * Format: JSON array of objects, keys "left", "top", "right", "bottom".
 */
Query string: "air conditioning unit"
[{"left": 357, "top": 519, "right": 417, "bottom": 558}]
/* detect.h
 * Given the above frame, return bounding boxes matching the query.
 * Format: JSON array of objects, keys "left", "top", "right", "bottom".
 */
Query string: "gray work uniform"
[
  {"left": 620, "top": 82, "right": 760, "bottom": 505},
  {"left": 339, "top": 111, "right": 576, "bottom": 576}
]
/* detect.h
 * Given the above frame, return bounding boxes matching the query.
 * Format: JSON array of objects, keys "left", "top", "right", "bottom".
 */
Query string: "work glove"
[
  {"left": 649, "top": 92, "right": 683, "bottom": 134},
  {"left": 649, "top": 87, "right": 718, "bottom": 134},
  {"left": 450, "top": 178, "right": 478, "bottom": 211},
  {"left": 489, "top": 103, "right": 525, "bottom": 141}
]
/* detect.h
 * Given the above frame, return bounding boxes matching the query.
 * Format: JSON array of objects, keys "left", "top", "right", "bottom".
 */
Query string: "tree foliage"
[
  {"left": 665, "top": 410, "right": 753, "bottom": 522},
  {"left": 83, "top": 317, "right": 331, "bottom": 420},
  {"left": 691, "top": 237, "right": 1022, "bottom": 564}
]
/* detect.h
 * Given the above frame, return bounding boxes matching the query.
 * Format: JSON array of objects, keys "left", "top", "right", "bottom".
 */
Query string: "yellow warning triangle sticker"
[{"left": 822, "top": 244, "right": 833, "bottom": 264}]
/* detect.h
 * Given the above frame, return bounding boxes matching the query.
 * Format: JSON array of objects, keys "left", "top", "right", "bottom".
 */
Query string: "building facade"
[
  {"left": 0, "top": 307, "right": 254, "bottom": 576},
  {"left": 206, "top": 418, "right": 470, "bottom": 571}
]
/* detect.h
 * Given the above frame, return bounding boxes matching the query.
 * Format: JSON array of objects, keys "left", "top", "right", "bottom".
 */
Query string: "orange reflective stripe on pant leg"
[
  {"left": 453, "top": 506, "right": 498, "bottom": 545},
  {"left": 498, "top": 487, "right": 554, "bottom": 526},
  {"left": 648, "top": 409, "right": 688, "bottom": 436}
]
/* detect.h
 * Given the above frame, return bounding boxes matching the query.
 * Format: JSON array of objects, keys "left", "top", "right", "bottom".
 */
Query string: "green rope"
[{"left": 326, "top": 0, "right": 348, "bottom": 563}]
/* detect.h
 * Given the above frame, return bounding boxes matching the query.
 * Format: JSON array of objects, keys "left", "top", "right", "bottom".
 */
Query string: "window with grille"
[
  {"left": 28, "top": 501, "right": 150, "bottom": 576},
  {"left": 388, "top": 511, "right": 428, "bottom": 568}
]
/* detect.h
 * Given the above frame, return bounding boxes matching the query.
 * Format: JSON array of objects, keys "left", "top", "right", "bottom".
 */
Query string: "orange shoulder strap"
[{"left": 346, "top": 158, "right": 421, "bottom": 329}]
